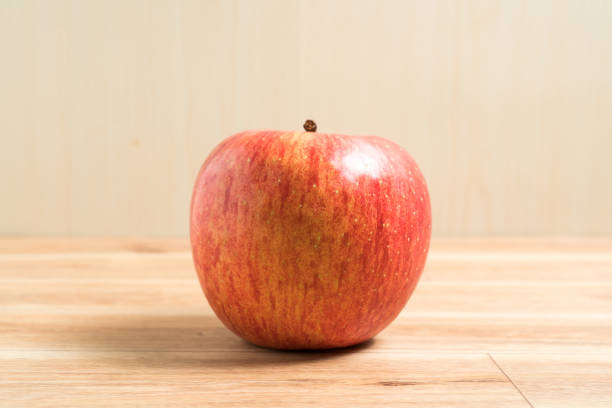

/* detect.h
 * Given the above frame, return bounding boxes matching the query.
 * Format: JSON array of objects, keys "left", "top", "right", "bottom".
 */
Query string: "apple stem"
[{"left": 303, "top": 120, "right": 317, "bottom": 132}]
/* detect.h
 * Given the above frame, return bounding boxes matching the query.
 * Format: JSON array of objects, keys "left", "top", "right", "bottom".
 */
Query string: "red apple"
[{"left": 190, "top": 121, "right": 431, "bottom": 349}]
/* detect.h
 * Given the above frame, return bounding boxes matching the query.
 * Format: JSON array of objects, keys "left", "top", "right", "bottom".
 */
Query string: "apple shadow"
[{"left": 48, "top": 313, "right": 375, "bottom": 369}]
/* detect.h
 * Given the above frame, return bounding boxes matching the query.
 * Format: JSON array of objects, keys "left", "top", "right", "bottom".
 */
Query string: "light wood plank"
[
  {"left": 492, "top": 353, "right": 612, "bottom": 408},
  {"left": 2, "top": 268, "right": 611, "bottom": 317},
  {"left": 0, "top": 350, "right": 528, "bottom": 408},
  {"left": 0, "top": 238, "right": 190, "bottom": 254},
  {"left": 0, "top": 238, "right": 610, "bottom": 407},
  {"left": 2, "top": 238, "right": 612, "bottom": 282},
  {"left": 2, "top": 312, "right": 610, "bottom": 356},
  {"left": 2, "top": 238, "right": 611, "bottom": 255}
]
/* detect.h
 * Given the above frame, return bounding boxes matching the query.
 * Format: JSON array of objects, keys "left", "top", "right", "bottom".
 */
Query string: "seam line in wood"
[{"left": 488, "top": 353, "right": 535, "bottom": 408}]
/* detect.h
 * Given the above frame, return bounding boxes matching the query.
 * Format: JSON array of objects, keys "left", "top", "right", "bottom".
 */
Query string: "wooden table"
[{"left": 2, "top": 238, "right": 611, "bottom": 407}]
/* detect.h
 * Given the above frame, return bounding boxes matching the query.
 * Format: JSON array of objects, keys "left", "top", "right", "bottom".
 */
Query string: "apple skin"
[{"left": 190, "top": 129, "right": 431, "bottom": 350}]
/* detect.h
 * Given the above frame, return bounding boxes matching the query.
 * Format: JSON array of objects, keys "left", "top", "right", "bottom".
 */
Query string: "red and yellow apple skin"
[{"left": 190, "top": 129, "right": 431, "bottom": 350}]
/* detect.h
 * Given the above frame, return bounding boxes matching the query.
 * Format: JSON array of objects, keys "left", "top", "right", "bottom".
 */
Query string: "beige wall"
[{"left": 1, "top": 0, "right": 611, "bottom": 237}]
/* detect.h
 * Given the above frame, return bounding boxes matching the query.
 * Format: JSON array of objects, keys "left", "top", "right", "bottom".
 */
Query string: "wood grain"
[
  {"left": 2, "top": 1, "right": 612, "bottom": 236},
  {"left": 1, "top": 238, "right": 611, "bottom": 407}
]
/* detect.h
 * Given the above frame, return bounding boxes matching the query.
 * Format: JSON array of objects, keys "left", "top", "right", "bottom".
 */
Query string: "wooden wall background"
[{"left": 1, "top": 0, "right": 611, "bottom": 237}]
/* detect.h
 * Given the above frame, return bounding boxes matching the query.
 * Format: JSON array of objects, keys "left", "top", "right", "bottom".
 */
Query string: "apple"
[{"left": 190, "top": 120, "right": 431, "bottom": 349}]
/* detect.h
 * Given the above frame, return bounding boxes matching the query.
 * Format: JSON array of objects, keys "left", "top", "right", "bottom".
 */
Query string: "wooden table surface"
[{"left": 1, "top": 238, "right": 611, "bottom": 407}]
